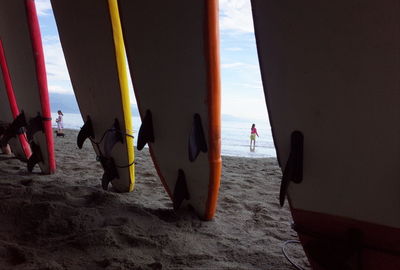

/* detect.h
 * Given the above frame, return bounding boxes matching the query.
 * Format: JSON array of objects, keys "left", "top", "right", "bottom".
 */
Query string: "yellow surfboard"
[
  {"left": 51, "top": 0, "right": 135, "bottom": 191},
  {"left": 108, "top": 0, "right": 135, "bottom": 191}
]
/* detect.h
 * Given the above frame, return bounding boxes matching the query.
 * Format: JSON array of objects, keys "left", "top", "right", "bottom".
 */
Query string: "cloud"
[
  {"left": 42, "top": 38, "right": 71, "bottom": 82},
  {"left": 219, "top": 0, "right": 254, "bottom": 33},
  {"left": 35, "top": 0, "right": 52, "bottom": 16},
  {"left": 221, "top": 62, "right": 259, "bottom": 70},
  {"left": 222, "top": 62, "right": 246, "bottom": 69},
  {"left": 41, "top": 34, "right": 74, "bottom": 94},
  {"left": 225, "top": 47, "right": 243, "bottom": 51},
  {"left": 43, "top": 35, "right": 60, "bottom": 42},
  {"left": 232, "top": 82, "right": 263, "bottom": 90},
  {"left": 48, "top": 84, "right": 72, "bottom": 94},
  {"left": 222, "top": 93, "right": 268, "bottom": 121}
]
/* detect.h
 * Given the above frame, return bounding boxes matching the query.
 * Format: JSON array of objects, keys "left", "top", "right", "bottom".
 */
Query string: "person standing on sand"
[
  {"left": 56, "top": 110, "right": 64, "bottom": 134},
  {"left": 250, "top": 123, "right": 259, "bottom": 150}
]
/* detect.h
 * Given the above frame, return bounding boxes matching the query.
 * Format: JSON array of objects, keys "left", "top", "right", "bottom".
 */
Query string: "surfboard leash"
[
  {"left": 91, "top": 136, "right": 135, "bottom": 167},
  {"left": 281, "top": 239, "right": 306, "bottom": 270},
  {"left": 77, "top": 117, "right": 135, "bottom": 190}
]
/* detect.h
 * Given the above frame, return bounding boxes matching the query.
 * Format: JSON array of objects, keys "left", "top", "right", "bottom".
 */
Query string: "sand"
[{"left": 0, "top": 129, "right": 310, "bottom": 270}]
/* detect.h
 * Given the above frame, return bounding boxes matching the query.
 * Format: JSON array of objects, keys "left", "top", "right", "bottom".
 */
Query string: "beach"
[{"left": 0, "top": 129, "right": 309, "bottom": 269}]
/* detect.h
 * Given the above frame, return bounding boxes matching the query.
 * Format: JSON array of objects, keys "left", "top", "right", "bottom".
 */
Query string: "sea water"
[{"left": 51, "top": 112, "right": 276, "bottom": 158}]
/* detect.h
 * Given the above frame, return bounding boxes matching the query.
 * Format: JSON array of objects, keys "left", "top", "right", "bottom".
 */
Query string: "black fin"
[
  {"left": 103, "top": 119, "right": 123, "bottom": 157},
  {"left": 77, "top": 116, "right": 94, "bottom": 149},
  {"left": 279, "top": 131, "right": 303, "bottom": 206},
  {"left": 173, "top": 169, "right": 190, "bottom": 210},
  {"left": 188, "top": 114, "right": 208, "bottom": 162},
  {"left": 137, "top": 110, "right": 154, "bottom": 150},
  {"left": 26, "top": 114, "right": 44, "bottom": 141},
  {"left": 27, "top": 142, "right": 43, "bottom": 172},
  {"left": 99, "top": 156, "right": 119, "bottom": 190},
  {"left": 0, "top": 112, "right": 27, "bottom": 146}
]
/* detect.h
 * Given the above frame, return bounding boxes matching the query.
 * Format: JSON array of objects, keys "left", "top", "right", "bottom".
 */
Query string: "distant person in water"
[
  {"left": 250, "top": 123, "right": 259, "bottom": 151},
  {"left": 55, "top": 110, "right": 64, "bottom": 135}
]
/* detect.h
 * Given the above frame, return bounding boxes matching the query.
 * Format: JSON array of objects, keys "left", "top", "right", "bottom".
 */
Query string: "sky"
[{"left": 35, "top": 0, "right": 268, "bottom": 122}]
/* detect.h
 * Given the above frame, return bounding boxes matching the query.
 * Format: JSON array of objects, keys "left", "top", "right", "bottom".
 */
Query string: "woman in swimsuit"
[{"left": 250, "top": 123, "right": 259, "bottom": 150}]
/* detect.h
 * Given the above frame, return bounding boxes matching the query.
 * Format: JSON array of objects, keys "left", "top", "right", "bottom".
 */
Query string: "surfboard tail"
[{"left": 293, "top": 208, "right": 400, "bottom": 270}]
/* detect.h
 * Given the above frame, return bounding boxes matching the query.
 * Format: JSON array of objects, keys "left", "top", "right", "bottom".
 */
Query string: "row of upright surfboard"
[
  {"left": 51, "top": 0, "right": 221, "bottom": 221},
  {"left": 0, "top": 1, "right": 398, "bottom": 269},
  {"left": 0, "top": 0, "right": 221, "bottom": 221}
]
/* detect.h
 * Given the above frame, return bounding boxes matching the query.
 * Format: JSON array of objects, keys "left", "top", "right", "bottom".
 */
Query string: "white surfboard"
[
  {"left": 251, "top": 0, "right": 400, "bottom": 269},
  {"left": 51, "top": 0, "right": 135, "bottom": 192},
  {"left": 0, "top": 0, "right": 55, "bottom": 174},
  {"left": 118, "top": 0, "right": 221, "bottom": 220}
]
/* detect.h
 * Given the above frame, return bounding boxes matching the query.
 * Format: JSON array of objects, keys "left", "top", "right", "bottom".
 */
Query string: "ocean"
[{"left": 51, "top": 112, "right": 276, "bottom": 158}]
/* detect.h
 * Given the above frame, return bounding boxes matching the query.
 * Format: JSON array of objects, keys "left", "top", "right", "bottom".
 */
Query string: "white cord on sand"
[{"left": 282, "top": 240, "right": 305, "bottom": 270}]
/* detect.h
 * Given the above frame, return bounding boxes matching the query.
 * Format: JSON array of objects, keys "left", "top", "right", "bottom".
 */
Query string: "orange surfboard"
[{"left": 118, "top": 0, "right": 221, "bottom": 220}]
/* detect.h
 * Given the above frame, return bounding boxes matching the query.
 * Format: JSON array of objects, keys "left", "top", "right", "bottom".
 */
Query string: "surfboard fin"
[
  {"left": 99, "top": 156, "right": 119, "bottom": 190},
  {"left": 26, "top": 114, "right": 44, "bottom": 141},
  {"left": 137, "top": 110, "right": 154, "bottom": 150},
  {"left": 77, "top": 116, "right": 95, "bottom": 149},
  {"left": 279, "top": 131, "right": 303, "bottom": 206},
  {"left": 0, "top": 112, "right": 27, "bottom": 146},
  {"left": 103, "top": 119, "right": 124, "bottom": 157},
  {"left": 27, "top": 142, "right": 43, "bottom": 172},
  {"left": 188, "top": 114, "right": 208, "bottom": 162},
  {"left": 173, "top": 169, "right": 190, "bottom": 210}
]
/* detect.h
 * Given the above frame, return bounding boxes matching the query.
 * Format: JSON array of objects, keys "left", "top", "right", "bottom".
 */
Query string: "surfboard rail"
[{"left": 204, "top": 0, "right": 222, "bottom": 221}]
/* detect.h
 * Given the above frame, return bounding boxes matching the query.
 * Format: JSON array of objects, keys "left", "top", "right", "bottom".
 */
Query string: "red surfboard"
[
  {"left": 251, "top": 0, "right": 400, "bottom": 269},
  {"left": 0, "top": 40, "right": 31, "bottom": 160}
]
